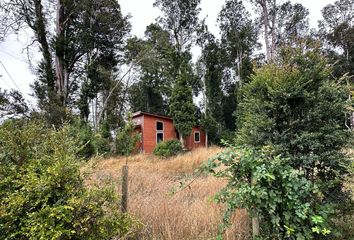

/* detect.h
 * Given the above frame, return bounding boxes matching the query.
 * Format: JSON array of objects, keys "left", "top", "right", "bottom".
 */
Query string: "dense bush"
[
  {"left": 206, "top": 146, "right": 333, "bottom": 239},
  {"left": 236, "top": 46, "right": 352, "bottom": 207},
  {"left": 68, "top": 119, "right": 111, "bottom": 159},
  {"left": 0, "top": 119, "right": 139, "bottom": 239},
  {"left": 206, "top": 45, "right": 353, "bottom": 239},
  {"left": 153, "top": 139, "right": 183, "bottom": 157},
  {"left": 115, "top": 114, "right": 140, "bottom": 156}
]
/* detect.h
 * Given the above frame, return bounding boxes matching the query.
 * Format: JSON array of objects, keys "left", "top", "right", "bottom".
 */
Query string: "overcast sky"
[{"left": 0, "top": 0, "right": 336, "bottom": 101}]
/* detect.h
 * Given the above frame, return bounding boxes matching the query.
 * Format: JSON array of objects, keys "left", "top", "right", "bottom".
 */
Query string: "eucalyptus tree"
[
  {"left": 218, "top": 0, "right": 258, "bottom": 87},
  {"left": 276, "top": 2, "right": 309, "bottom": 46},
  {"left": 247, "top": 0, "right": 309, "bottom": 61},
  {"left": 153, "top": 0, "right": 201, "bottom": 57},
  {"left": 76, "top": 0, "right": 131, "bottom": 128},
  {"left": 0, "top": 0, "right": 131, "bottom": 126},
  {"left": 216, "top": 0, "right": 259, "bottom": 132},
  {"left": 126, "top": 23, "right": 176, "bottom": 115},
  {"left": 153, "top": 0, "right": 202, "bottom": 141},
  {"left": 196, "top": 34, "right": 224, "bottom": 144}
]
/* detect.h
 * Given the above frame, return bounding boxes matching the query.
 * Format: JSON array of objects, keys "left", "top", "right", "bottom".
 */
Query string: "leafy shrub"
[
  {"left": 204, "top": 45, "right": 352, "bottom": 239},
  {"left": 205, "top": 146, "right": 333, "bottom": 239},
  {"left": 153, "top": 139, "right": 183, "bottom": 157},
  {"left": 115, "top": 113, "right": 140, "bottom": 156},
  {"left": 0, "top": 119, "right": 140, "bottom": 239},
  {"left": 68, "top": 119, "right": 111, "bottom": 159}
]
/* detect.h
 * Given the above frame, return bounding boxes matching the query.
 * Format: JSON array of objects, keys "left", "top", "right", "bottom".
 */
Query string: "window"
[
  {"left": 156, "top": 121, "right": 164, "bottom": 131},
  {"left": 194, "top": 131, "right": 200, "bottom": 143},
  {"left": 156, "top": 121, "right": 164, "bottom": 144},
  {"left": 156, "top": 132, "right": 164, "bottom": 144}
]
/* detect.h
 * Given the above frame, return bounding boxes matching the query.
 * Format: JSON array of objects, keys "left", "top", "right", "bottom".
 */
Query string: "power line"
[
  {"left": 0, "top": 74, "right": 13, "bottom": 89},
  {"left": 0, "top": 60, "right": 33, "bottom": 106},
  {"left": 0, "top": 49, "right": 28, "bottom": 63},
  {"left": 0, "top": 59, "right": 22, "bottom": 92}
]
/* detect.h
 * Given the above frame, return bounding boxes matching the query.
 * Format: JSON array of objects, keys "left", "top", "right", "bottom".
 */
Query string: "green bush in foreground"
[
  {"left": 205, "top": 45, "right": 352, "bottom": 239},
  {"left": 153, "top": 139, "right": 183, "bottom": 157},
  {"left": 206, "top": 146, "right": 333, "bottom": 239},
  {"left": 0, "top": 119, "right": 139, "bottom": 239}
]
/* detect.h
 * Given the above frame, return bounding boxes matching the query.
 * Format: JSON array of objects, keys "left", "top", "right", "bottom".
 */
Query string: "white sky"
[{"left": 0, "top": 0, "right": 336, "bottom": 101}]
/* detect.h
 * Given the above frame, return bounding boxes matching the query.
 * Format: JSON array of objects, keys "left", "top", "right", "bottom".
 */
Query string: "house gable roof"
[{"left": 132, "top": 111, "right": 173, "bottom": 121}]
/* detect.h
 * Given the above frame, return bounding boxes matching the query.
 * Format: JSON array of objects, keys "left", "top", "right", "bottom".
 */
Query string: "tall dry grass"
[{"left": 87, "top": 147, "right": 250, "bottom": 240}]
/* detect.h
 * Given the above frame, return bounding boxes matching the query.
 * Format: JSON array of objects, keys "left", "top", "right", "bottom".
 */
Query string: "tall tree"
[
  {"left": 76, "top": 0, "right": 130, "bottom": 128},
  {"left": 126, "top": 24, "right": 176, "bottom": 115},
  {"left": 248, "top": 0, "right": 309, "bottom": 61},
  {"left": 169, "top": 61, "right": 196, "bottom": 147},
  {"left": 153, "top": 0, "right": 202, "bottom": 142},
  {"left": 217, "top": 0, "right": 258, "bottom": 132},
  {"left": 197, "top": 36, "right": 224, "bottom": 144},
  {"left": 0, "top": 0, "right": 58, "bottom": 118},
  {"left": 276, "top": 2, "right": 309, "bottom": 46},
  {"left": 247, "top": 0, "right": 277, "bottom": 61},
  {"left": 154, "top": 0, "right": 201, "bottom": 56},
  {"left": 0, "top": 0, "right": 130, "bottom": 126},
  {"left": 218, "top": 0, "right": 258, "bottom": 87}
]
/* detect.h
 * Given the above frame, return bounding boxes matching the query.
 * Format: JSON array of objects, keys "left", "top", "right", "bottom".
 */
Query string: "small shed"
[{"left": 132, "top": 111, "right": 206, "bottom": 153}]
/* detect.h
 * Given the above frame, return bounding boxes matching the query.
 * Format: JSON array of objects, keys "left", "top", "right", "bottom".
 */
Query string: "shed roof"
[{"left": 132, "top": 111, "right": 173, "bottom": 121}]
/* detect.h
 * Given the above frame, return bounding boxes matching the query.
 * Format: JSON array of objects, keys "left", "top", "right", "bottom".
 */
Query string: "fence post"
[
  {"left": 121, "top": 165, "right": 129, "bottom": 213},
  {"left": 252, "top": 217, "right": 260, "bottom": 238},
  {"left": 251, "top": 176, "right": 260, "bottom": 238}
]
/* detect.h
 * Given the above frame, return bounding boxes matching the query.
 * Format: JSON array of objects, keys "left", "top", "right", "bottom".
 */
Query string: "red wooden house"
[{"left": 132, "top": 111, "right": 206, "bottom": 153}]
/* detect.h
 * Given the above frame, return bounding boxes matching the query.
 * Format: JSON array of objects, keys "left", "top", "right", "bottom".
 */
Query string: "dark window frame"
[
  {"left": 156, "top": 132, "right": 164, "bottom": 144},
  {"left": 156, "top": 121, "right": 164, "bottom": 131},
  {"left": 194, "top": 131, "right": 200, "bottom": 143}
]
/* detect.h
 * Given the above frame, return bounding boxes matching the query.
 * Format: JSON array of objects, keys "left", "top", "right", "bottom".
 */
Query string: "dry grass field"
[{"left": 87, "top": 147, "right": 250, "bottom": 240}]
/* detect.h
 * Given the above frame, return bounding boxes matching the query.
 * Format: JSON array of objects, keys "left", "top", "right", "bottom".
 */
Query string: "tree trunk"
[
  {"left": 55, "top": 0, "right": 70, "bottom": 105},
  {"left": 270, "top": 0, "right": 277, "bottom": 60},
  {"left": 33, "top": 0, "right": 55, "bottom": 91},
  {"left": 179, "top": 134, "right": 185, "bottom": 149},
  {"left": 259, "top": 0, "right": 271, "bottom": 61},
  {"left": 55, "top": 0, "right": 65, "bottom": 103}
]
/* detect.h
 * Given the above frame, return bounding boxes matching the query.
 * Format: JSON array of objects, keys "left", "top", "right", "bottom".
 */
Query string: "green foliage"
[
  {"left": 203, "top": 46, "right": 352, "bottom": 239},
  {"left": 153, "top": 0, "right": 201, "bottom": 53},
  {"left": 205, "top": 146, "right": 333, "bottom": 239},
  {"left": 68, "top": 119, "right": 111, "bottom": 159},
  {"left": 126, "top": 24, "right": 175, "bottom": 115},
  {"left": 153, "top": 140, "right": 183, "bottom": 157},
  {"left": 0, "top": 119, "right": 139, "bottom": 239},
  {"left": 236, "top": 46, "right": 352, "bottom": 204},
  {"left": 0, "top": 88, "right": 29, "bottom": 118},
  {"left": 169, "top": 62, "right": 196, "bottom": 139},
  {"left": 115, "top": 114, "right": 140, "bottom": 156}
]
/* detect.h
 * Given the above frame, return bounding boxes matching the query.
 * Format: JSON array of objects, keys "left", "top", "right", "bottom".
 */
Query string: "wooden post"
[
  {"left": 121, "top": 165, "right": 129, "bottom": 213},
  {"left": 251, "top": 176, "right": 260, "bottom": 238},
  {"left": 252, "top": 217, "right": 260, "bottom": 238}
]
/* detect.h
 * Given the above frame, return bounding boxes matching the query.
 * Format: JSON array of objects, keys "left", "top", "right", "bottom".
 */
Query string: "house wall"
[
  {"left": 142, "top": 115, "right": 177, "bottom": 153},
  {"left": 184, "top": 126, "right": 206, "bottom": 150}
]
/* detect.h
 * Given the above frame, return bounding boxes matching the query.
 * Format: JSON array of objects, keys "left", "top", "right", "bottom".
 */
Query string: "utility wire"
[
  {"left": 0, "top": 59, "right": 22, "bottom": 92},
  {"left": 0, "top": 59, "right": 33, "bottom": 106},
  {"left": 0, "top": 74, "right": 12, "bottom": 89},
  {"left": 0, "top": 49, "right": 28, "bottom": 63}
]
